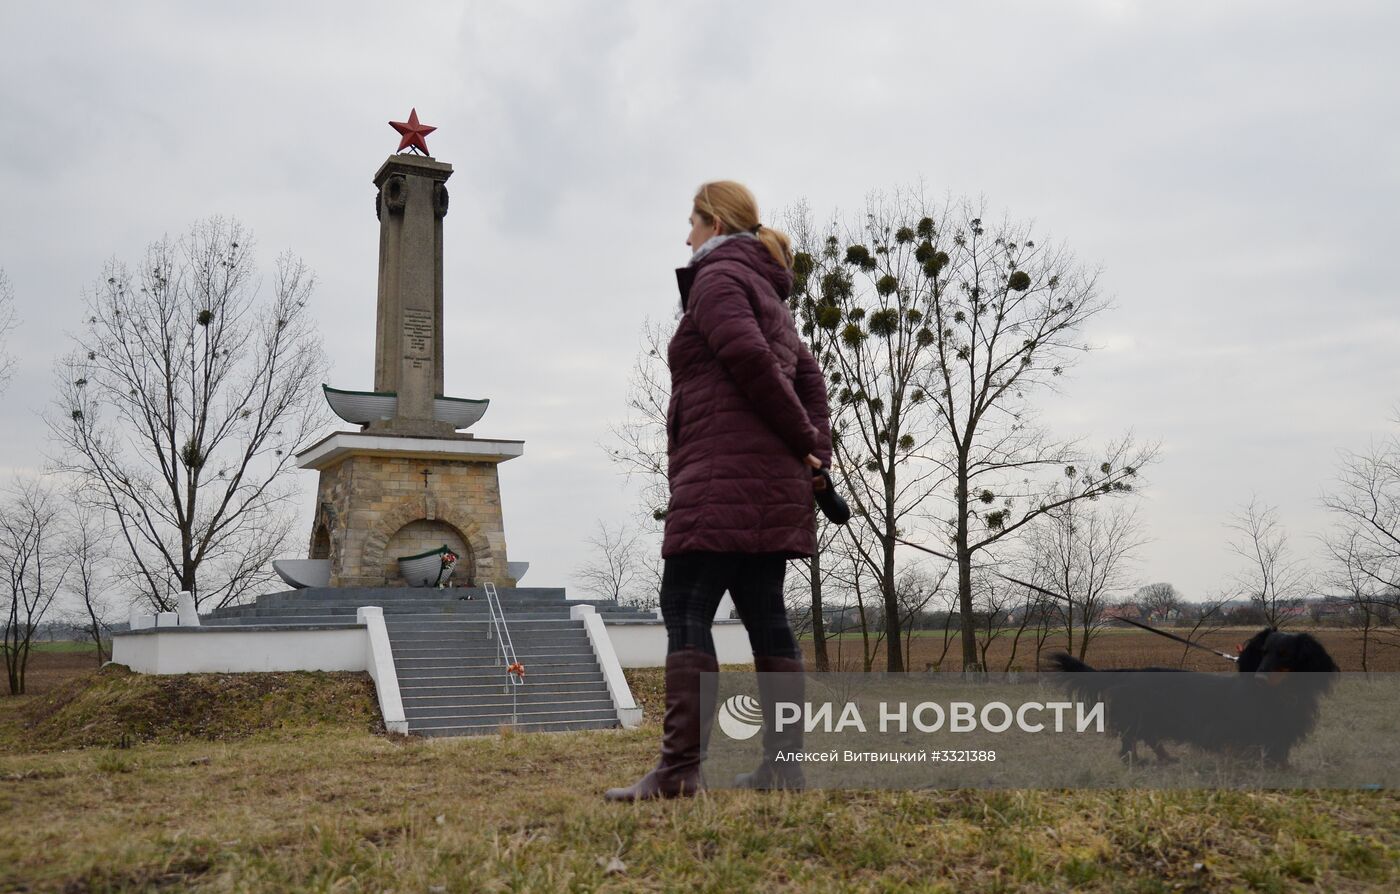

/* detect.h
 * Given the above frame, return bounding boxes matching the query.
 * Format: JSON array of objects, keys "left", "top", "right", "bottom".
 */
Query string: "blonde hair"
[{"left": 693, "top": 180, "right": 793, "bottom": 269}]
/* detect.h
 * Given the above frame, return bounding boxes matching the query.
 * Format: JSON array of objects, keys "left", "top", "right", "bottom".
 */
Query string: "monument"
[{"left": 289, "top": 110, "right": 523, "bottom": 589}]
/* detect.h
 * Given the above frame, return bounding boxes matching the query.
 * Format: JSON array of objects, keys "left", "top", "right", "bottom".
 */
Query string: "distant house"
[
  {"left": 1310, "top": 600, "right": 1351, "bottom": 622},
  {"left": 1104, "top": 603, "right": 1143, "bottom": 624}
]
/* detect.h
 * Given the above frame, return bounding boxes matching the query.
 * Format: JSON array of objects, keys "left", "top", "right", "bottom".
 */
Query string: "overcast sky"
[{"left": 1, "top": 1, "right": 1396, "bottom": 605}]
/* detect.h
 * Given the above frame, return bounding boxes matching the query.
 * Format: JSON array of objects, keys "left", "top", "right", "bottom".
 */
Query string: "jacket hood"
[{"left": 676, "top": 235, "right": 793, "bottom": 310}]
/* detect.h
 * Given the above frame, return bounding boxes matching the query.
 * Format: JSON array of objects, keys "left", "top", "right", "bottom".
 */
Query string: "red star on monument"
[{"left": 389, "top": 108, "right": 436, "bottom": 156}]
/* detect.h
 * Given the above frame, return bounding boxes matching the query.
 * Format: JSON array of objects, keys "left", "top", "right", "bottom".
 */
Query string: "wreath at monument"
[{"left": 439, "top": 550, "right": 459, "bottom": 588}]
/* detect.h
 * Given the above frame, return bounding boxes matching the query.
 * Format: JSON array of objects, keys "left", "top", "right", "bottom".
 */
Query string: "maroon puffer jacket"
[{"left": 662, "top": 236, "right": 832, "bottom": 558}]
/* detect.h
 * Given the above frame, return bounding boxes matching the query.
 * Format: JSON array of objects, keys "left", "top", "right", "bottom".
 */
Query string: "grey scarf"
[{"left": 689, "top": 231, "right": 759, "bottom": 266}]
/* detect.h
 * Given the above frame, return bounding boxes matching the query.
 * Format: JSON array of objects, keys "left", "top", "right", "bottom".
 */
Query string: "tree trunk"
[
  {"left": 956, "top": 452, "right": 977, "bottom": 669},
  {"left": 882, "top": 530, "right": 903, "bottom": 672},
  {"left": 809, "top": 551, "right": 829, "bottom": 672},
  {"left": 85, "top": 602, "right": 108, "bottom": 666}
]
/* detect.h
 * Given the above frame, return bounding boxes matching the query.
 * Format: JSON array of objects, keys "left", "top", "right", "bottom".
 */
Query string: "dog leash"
[{"left": 893, "top": 537, "right": 1239, "bottom": 663}]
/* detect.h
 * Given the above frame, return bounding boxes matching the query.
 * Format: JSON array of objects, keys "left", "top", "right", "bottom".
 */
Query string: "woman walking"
[{"left": 605, "top": 181, "right": 831, "bottom": 802}]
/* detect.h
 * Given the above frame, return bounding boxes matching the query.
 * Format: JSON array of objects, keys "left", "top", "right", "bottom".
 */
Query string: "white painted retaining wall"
[
  {"left": 111, "top": 608, "right": 410, "bottom": 735},
  {"left": 571, "top": 605, "right": 642, "bottom": 728},
  {"left": 112, "top": 625, "right": 369, "bottom": 674},
  {"left": 357, "top": 607, "right": 408, "bottom": 734},
  {"left": 602, "top": 620, "right": 752, "bottom": 668}
]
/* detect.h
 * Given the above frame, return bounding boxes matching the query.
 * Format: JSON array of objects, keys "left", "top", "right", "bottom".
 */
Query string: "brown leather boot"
[
  {"left": 605, "top": 648, "right": 719, "bottom": 802},
  {"left": 734, "top": 654, "right": 807, "bottom": 791}
]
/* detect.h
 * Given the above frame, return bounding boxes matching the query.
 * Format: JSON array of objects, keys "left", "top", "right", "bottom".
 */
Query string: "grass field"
[
  {"left": 28, "top": 641, "right": 107, "bottom": 654},
  {"left": 802, "top": 626, "right": 1400, "bottom": 673},
  {"left": 1, "top": 649, "right": 1397, "bottom": 892}
]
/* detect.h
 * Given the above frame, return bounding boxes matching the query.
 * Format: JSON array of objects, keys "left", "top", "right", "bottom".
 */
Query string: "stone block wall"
[{"left": 310, "top": 452, "right": 515, "bottom": 588}]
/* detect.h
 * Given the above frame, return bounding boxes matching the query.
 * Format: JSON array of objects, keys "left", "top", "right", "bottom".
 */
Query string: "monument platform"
[{"left": 113, "top": 587, "right": 749, "bottom": 737}]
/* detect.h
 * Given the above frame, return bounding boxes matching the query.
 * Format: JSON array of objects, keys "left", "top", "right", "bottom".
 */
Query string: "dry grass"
[
  {"left": 0, "top": 650, "right": 1395, "bottom": 892},
  {"left": 2, "top": 663, "right": 380, "bottom": 752}
]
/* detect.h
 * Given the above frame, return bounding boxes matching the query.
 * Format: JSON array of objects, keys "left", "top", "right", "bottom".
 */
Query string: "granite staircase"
[{"left": 202, "top": 587, "right": 655, "bottom": 736}]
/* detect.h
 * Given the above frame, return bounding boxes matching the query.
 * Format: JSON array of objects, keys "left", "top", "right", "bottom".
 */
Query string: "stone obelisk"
[
  {"left": 293, "top": 112, "right": 524, "bottom": 589},
  {"left": 369, "top": 153, "right": 455, "bottom": 436}
]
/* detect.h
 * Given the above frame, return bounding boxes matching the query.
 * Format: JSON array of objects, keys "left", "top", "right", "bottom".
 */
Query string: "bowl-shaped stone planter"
[
  {"left": 322, "top": 385, "right": 489, "bottom": 431},
  {"left": 272, "top": 559, "right": 333, "bottom": 589}
]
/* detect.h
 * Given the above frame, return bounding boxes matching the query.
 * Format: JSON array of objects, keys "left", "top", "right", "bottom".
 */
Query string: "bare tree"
[
  {"left": 1005, "top": 544, "right": 1066, "bottom": 670},
  {"left": 971, "top": 569, "right": 1017, "bottom": 671},
  {"left": 0, "top": 267, "right": 17, "bottom": 393},
  {"left": 64, "top": 504, "right": 114, "bottom": 665},
  {"left": 1135, "top": 582, "right": 1181, "bottom": 623},
  {"left": 792, "top": 193, "right": 1155, "bottom": 669},
  {"left": 786, "top": 198, "right": 953, "bottom": 673},
  {"left": 997, "top": 581, "right": 1050, "bottom": 673},
  {"left": 1174, "top": 595, "right": 1232, "bottom": 668},
  {"left": 1225, "top": 496, "right": 1309, "bottom": 628},
  {"left": 605, "top": 318, "right": 674, "bottom": 526},
  {"left": 830, "top": 536, "right": 887, "bottom": 672},
  {"left": 574, "top": 520, "right": 653, "bottom": 609},
  {"left": 1, "top": 477, "right": 74, "bottom": 695},
  {"left": 1026, "top": 500, "right": 1146, "bottom": 661},
  {"left": 783, "top": 512, "right": 846, "bottom": 671},
  {"left": 918, "top": 585, "right": 962, "bottom": 671},
  {"left": 1322, "top": 410, "right": 1400, "bottom": 617},
  {"left": 894, "top": 562, "right": 947, "bottom": 673},
  {"left": 1322, "top": 527, "right": 1397, "bottom": 672},
  {"left": 1023, "top": 589, "right": 1062, "bottom": 671},
  {"left": 781, "top": 569, "right": 816, "bottom": 643},
  {"left": 48, "top": 218, "right": 330, "bottom": 612}
]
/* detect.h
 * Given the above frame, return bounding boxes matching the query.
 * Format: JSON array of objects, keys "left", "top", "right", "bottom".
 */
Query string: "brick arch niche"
[
  {"left": 362, "top": 497, "right": 496, "bottom": 588},
  {"left": 383, "top": 519, "right": 475, "bottom": 585}
]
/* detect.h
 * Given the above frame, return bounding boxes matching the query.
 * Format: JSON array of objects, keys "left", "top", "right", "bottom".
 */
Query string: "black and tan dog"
[{"left": 1049, "top": 628, "right": 1339, "bottom": 766}]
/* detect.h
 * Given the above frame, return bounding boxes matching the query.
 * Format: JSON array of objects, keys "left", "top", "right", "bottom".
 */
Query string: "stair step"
[
  {"left": 412, "top": 717, "right": 620, "bottom": 737},
  {"left": 389, "top": 635, "right": 589, "bottom": 649},
  {"left": 393, "top": 660, "right": 602, "bottom": 672},
  {"left": 400, "top": 688, "right": 607, "bottom": 710},
  {"left": 201, "top": 616, "right": 363, "bottom": 627},
  {"left": 391, "top": 631, "right": 587, "bottom": 642},
  {"left": 405, "top": 697, "right": 616, "bottom": 718},
  {"left": 403, "top": 687, "right": 608, "bottom": 705},
  {"left": 397, "top": 670, "right": 606, "bottom": 685},
  {"left": 390, "top": 647, "right": 591, "bottom": 659},
  {"left": 408, "top": 705, "right": 619, "bottom": 727},
  {"left": 392, "top": 649, "right": 596, "bottom": 660},
  {"left": 400, "top": 682, "right": 609, "bottom": 699},
  {"left": 383, "top": 621, "right": 579, "bottom": 637}
]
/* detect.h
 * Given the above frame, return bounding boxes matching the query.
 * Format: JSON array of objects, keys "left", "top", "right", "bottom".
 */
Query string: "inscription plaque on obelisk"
[{"left": 403, "top": 308, "right": 432, "bottom": 369}]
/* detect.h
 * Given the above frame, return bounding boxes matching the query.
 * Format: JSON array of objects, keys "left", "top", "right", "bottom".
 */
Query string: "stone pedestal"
[{"left": 298, "top": 432, "right": 524, "bottom": 588}]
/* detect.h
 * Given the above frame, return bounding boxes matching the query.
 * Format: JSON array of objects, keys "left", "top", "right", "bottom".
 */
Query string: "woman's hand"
[
  {"left": 806, "top": 454, "right": 828, "bottom": 491},
  {"left": 804, "top": 454, "right": 823, "bottom": 469}
]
